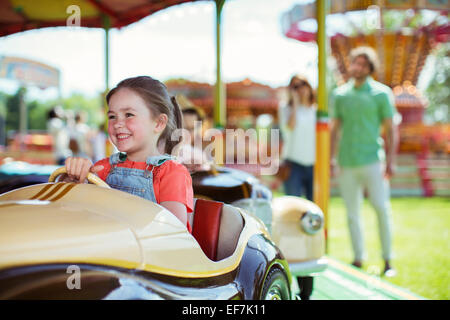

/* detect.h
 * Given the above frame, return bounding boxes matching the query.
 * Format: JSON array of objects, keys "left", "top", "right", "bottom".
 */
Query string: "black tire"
[
  {"left": 261, "top": 268, "right": 290, "bottom": 300},
  {"left": 297, "top": 276, "right": 314, "bottom": 300}
]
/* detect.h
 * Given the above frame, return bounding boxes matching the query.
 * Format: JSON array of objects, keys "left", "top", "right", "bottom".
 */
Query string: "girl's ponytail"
[
  {"left": 171, "top": 96, "right": 183, "bottom": 132},
  {"left": 163, "top": 96, "right": 183, "bottom": 154}
]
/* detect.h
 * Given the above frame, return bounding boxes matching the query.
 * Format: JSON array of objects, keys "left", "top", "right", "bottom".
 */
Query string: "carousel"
[
  {"left": 282, "top": 0, "right": 449, "bottom": 154},
  {"left": 165, "top": 78, "right": 280, "bottom": 127}
]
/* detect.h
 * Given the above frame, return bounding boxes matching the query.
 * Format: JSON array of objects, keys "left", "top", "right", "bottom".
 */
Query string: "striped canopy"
[{"left": 0, "top": 0, "right": 210, "bottom": 37}]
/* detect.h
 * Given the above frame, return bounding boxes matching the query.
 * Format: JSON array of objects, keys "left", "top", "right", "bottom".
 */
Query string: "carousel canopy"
[
  {"left": 331, "top": 31, "right": 435, "bottom": 87},
  {"left": 0, "top": 0, "right": 211, "bottom": 37},
  {"left": 282, "top": 0, "right": 449, "bottom": 87},
  {"left": 394, "top": 82, "right": 428, "bottom": 109},
  {"left": 165, "top": 78, "right": 279, "bottom": 119}
]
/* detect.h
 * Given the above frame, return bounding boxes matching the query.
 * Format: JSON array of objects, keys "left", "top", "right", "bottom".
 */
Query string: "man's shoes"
[
  {"left": 351, "top": 261, "right": 363, "bottom": 269},
  {"left": 383, "top": 261, "right": 397, "bottom": 277}
]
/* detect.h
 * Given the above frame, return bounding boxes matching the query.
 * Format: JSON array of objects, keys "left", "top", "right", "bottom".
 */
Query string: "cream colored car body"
[
  {"left": 0, "top": 182, "right": 273, "bottom": 279},
  {"left": 271, "top": 196, "right": 327, "bottom": 276}
]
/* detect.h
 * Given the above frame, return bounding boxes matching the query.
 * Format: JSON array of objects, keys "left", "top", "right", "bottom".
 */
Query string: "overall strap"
[
  {"left": 143, "top": 154, "right": 174, "bottom": 179},
  {"left": 145, "top": 154, "right": 174, "bottom": 167},
  {"left": 109, "top": 152, "right": 127, "bottom": 165}
]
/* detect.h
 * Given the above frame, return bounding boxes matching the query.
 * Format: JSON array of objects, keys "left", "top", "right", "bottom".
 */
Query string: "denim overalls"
[{"left": 106, "top": 152, "right": 173, "bottom": 203}]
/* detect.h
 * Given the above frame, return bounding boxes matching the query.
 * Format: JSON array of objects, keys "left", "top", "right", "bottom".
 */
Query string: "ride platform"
[{"left": 292, "top": 257, "right": 425, "bottom": 300}]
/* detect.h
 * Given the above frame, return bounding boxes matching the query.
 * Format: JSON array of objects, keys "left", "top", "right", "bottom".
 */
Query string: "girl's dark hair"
[
  {"left": 287, "top": 74, "right": 315, "bottom": 107},
  {"left": 106, "top": 76, "right": 183, "bottom": 154}
]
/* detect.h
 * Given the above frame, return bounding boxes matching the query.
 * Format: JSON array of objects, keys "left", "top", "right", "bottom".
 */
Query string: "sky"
[
  {"left": 0, "top": 0, "right": 320, "bottom": 100},
  {"left": 0, "top": 0, "right": 435, "bottom": 100}
]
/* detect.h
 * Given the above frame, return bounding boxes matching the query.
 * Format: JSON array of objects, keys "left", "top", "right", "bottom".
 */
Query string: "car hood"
[{"left": 0, "top": 183, "right": 264, "bottom": 278}]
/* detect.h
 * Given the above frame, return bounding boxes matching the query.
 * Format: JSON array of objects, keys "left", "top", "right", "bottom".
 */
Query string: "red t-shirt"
[{"left": 94, "top": 158, "right": 194, "bottom": 232}]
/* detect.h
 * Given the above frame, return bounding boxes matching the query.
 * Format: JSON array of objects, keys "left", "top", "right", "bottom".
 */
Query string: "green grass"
[
  {"left": 326, "top": 196, "right": 450, "bottom": 300},
  {"left": 272, "top": 192, "right": 449, "bottom": 299}
]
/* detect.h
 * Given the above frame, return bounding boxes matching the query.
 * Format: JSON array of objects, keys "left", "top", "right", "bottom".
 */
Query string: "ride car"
[
  {"left": 192, "top": 166, "right": 327, "bottom": 300},
  {"left": 0, "top": 168, "right": 292, "bottom": 300},
  {"left": 0, "top": 160, "right": 59, "bottom": 194},
  {"left": 0, "top": 161, "right": 327, "bottom": 300}
]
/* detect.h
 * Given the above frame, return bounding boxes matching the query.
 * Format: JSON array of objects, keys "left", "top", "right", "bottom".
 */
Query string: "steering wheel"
[{"left": 48, "top": 167, "right": 111, "bottom": 189}]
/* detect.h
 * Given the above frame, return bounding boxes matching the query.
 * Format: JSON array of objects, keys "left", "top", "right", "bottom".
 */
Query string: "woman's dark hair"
[
  {"left": 106, "top": 76, "right": 183, "bottom": 154},
  {"left": 47, "top": 106, "right": 64, "bottom": 120},
  {"left": 287, "top": 74, "right": 315, "bottom": 107},
  {"left": 47, "top": 108, "right": 58, "bottom": 119}
]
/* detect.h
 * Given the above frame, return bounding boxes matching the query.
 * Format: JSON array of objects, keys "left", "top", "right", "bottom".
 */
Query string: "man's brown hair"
[{"left": 350, "top": 46, "right": 379, "bottom": 75}]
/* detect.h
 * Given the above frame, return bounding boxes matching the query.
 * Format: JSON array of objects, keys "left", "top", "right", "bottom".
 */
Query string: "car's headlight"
[{"left": 300, "top": 210, "right": 324, "bottom": 235}]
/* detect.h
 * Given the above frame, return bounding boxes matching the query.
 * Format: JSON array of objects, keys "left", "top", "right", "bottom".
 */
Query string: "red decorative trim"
[{"left": 87, "top": 0, "right": 119, "bottom": 20}]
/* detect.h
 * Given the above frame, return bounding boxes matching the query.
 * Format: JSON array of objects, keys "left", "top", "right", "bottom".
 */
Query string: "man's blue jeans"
[{"left": 283, "top": 160, "right": 314, "bottom": 201}]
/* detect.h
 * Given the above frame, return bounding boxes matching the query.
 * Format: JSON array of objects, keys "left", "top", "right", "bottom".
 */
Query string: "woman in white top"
[
  {"left": 47, "top": 107, "right": 72, "bottom": 165},
  {"left": 278, "top": 75, "right": 316, "bottom": 201}
]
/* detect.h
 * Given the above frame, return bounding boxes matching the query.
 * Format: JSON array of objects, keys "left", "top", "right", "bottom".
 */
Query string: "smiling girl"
[{"left": 64, "top": 76, "right": 193, "bottom": 232}]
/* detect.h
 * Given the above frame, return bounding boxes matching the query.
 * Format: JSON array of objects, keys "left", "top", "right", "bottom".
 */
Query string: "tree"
[
  {"left": 60, "top": 92, "right": 103, "bottom": 127},
  {"left": 425, "top": 43, "right": 450, "bottom": 123},
  {"left": 5, "top": 87, "right": 51, "bottom": 133},
  {"left": 28, "top": 100, "right": 49, "bottom": 130},
  {"left": 0, "top": 91, "right": 7, "bottom": 146},
  {"left": 5, "top": 87, "right": 26, "bottom": 133}
]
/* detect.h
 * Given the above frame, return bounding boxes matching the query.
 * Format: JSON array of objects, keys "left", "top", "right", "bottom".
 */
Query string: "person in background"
[
  {"left": 175, "top": 94, "right": 212, "bottom": 173},
  {"left": 330, "top": 46, "right": 398, "bottom": 277},
  {"left": 47, "top": 106, "right": 72, "bottom": 165},
  {"left": 278, "top": 74, "right": 317, "bottom": 201},
  {"left": 71, "top": 111, "right": 91, "bottom": 158},
  {"left": 90, "top": 122, "right": 107, "bottom": 163}
]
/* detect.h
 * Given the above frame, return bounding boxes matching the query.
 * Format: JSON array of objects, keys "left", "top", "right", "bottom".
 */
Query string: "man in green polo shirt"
[{"left": 331, "top": 46, "right": 398, "bottom": 277}]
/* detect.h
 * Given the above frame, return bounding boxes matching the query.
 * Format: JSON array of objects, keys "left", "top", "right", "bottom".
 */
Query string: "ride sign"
[{"left": 0, "top": 56, "right": 60, "bottom": 89}]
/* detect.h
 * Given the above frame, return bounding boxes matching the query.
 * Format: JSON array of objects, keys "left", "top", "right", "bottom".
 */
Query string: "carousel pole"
[
  {"left": 213, "top": 0, "right": 226, "bottom": 164},
  {"left": 18, "top": 85, "right": 27, "bottom": 151},
  {"left": 103, "top": 14, "right": 110, "bottom": 103},
  {"left": 214, "top": 0, "right": 226, "bottom": 128},
  {"left": 315, "top": 0, "right": 330, "bottom": 252},
  {"left": 102, "top": 15, "right": 113, "bottom": 156},
  {"left": 105, "top": 27, "right": 110, "bottom": 95}
]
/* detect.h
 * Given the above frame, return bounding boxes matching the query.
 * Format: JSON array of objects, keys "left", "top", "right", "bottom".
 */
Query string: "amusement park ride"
[
  {"left": 282, "top": 0, "right": 449, "bottom": 154},
  {"left": 166, "top": 1, "right": 449, "bottom": 199},
  {"left": 282, "top": 0, "right": 449, "bottom": 198},
  {"left": 165, "top": 78, "right": 280, "bottom": 123},
  {"left": 0, "top": 1, "right": 448, "bottom": 196},
  {"left": 0, "top": 0, "right": 448, "bottom": 301}
]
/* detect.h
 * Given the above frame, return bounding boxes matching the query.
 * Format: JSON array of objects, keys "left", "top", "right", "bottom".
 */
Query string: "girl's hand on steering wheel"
[{"left": 64, "top": 157, "right": 104, "bottom": 183}]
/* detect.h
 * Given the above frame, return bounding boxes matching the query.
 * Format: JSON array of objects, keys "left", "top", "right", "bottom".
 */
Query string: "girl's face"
[{"left": 107, "top": 88, "right": 166, "bottom": 161}]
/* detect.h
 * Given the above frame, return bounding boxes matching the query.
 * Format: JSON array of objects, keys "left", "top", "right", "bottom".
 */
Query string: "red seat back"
[{"left": 192, "top": 199, "right": 223, "bottom": 261}]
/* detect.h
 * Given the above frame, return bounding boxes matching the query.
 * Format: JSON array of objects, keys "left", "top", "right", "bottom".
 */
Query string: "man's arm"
[
  {"left": 330, "top": 118, "right": 341, "bottom": 176},
  {"left": 383, "top": 117, "right": 398, "bottom": 178},
  {"left": 330, "top": 118, "right": 341, "bottom": 161}
]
